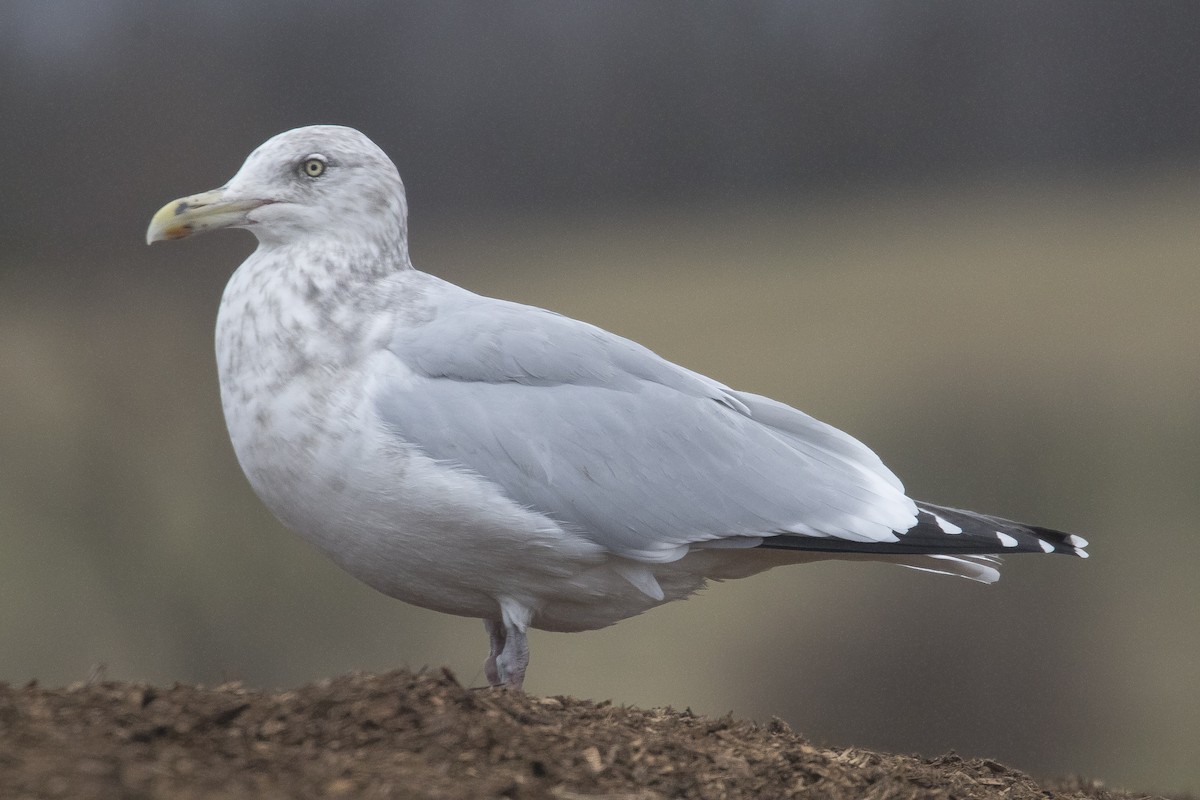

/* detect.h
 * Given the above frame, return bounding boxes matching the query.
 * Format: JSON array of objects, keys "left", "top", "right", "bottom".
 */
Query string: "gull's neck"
[
  {"left": 253, "top": 217, "right": 412, "bottom": 279},
  {"left": 215, "top": 228, "right": 419, "bottom": 407}
]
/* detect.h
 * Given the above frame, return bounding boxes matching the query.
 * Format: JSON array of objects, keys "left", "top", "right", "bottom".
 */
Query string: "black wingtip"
[
  {"left": 914, "top": 501, "right": 1089, "bottom": 558},
  {"left": 756, "top": 502, "right": 1088, "bottom": 559}
]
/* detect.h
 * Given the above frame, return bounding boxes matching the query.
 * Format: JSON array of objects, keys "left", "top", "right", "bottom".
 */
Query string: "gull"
[{"left": 146, "top": 125, "right": 1088, "bottom": 690}]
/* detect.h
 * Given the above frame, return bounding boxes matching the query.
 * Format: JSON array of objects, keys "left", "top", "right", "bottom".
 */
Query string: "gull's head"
[{"left": 146, "top": 125, "right": 409, "bottom": 251}]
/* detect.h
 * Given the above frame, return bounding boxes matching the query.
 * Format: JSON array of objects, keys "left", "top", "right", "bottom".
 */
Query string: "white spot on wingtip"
[
  {"left": 1066, "top": 534, "right": 1089, "bottom": 548},
  {"left": 931, "top": 514, "right": 963, "bottom": 534},
  {"left": 1074, "top": 547, "right": 1089, "bottom": 559},
  {"left": 1038, "top": 539, "right": 1055, "bottom": 553},
  {"left": 996, "top": 532, "right": 1019, "bottom": 548}
]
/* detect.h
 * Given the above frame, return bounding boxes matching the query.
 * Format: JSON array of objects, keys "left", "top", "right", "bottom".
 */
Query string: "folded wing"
[{"left": 379, "top": 290, "right": 920, "bottom": 563}]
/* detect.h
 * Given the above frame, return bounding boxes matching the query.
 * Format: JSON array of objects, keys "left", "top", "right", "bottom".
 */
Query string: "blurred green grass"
[{"left": 1, "top": 171, "right": 1197, "bottom": 794}]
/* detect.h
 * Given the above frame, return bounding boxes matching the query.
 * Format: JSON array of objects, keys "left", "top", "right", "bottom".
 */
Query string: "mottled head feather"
[{"left": 224, "top": 125, "right": 410, "bottom": 264}]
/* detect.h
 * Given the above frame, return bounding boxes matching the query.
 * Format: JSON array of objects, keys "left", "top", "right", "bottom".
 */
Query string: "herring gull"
[{"left": 146, "top": 125, "right": 1088, "bottom": 690}]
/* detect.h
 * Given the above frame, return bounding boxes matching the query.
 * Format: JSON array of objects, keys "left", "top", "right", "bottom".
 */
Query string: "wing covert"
[{"left": 380, "top": 293, "right": 917, "bottom": 561}]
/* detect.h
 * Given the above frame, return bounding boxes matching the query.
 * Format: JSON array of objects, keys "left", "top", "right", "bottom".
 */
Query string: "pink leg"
[
  {"left": 483, "top": 619, "right": 506, "bottom": 687},
  {"left": 483, "top": 617, "right": 529, "bottom": 690},
  {"left": 495, "top": 624, "right": 528, "bottom": 691}
]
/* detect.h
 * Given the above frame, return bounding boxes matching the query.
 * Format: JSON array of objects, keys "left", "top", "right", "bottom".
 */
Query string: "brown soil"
[{"left": 0, "top": 668, "right": 1161, "bottom": 800}]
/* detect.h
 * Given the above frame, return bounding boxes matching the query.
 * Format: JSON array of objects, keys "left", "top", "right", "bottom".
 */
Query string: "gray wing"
[{"left": 378, "top": 293, "right": 918, "bottom": 563}]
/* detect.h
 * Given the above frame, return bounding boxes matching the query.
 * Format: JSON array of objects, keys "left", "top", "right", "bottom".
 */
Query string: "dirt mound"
[{"left": 0, "top": 669, "right": 1147, "bottom": 799}]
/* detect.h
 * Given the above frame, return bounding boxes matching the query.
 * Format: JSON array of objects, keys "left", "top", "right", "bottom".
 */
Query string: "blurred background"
[{"left": 2, "top": 1, "right": 1198, "bottom": 794}]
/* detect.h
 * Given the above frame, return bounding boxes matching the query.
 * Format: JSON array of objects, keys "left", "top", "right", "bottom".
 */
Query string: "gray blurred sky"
[{"left": 5, "top": 1, "right": 1200, "bottom": 265}]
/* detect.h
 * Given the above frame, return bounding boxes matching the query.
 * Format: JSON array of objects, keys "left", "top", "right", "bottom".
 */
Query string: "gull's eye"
[{"left": 300, "top": 157, "right": 327, "bottom": 178}]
